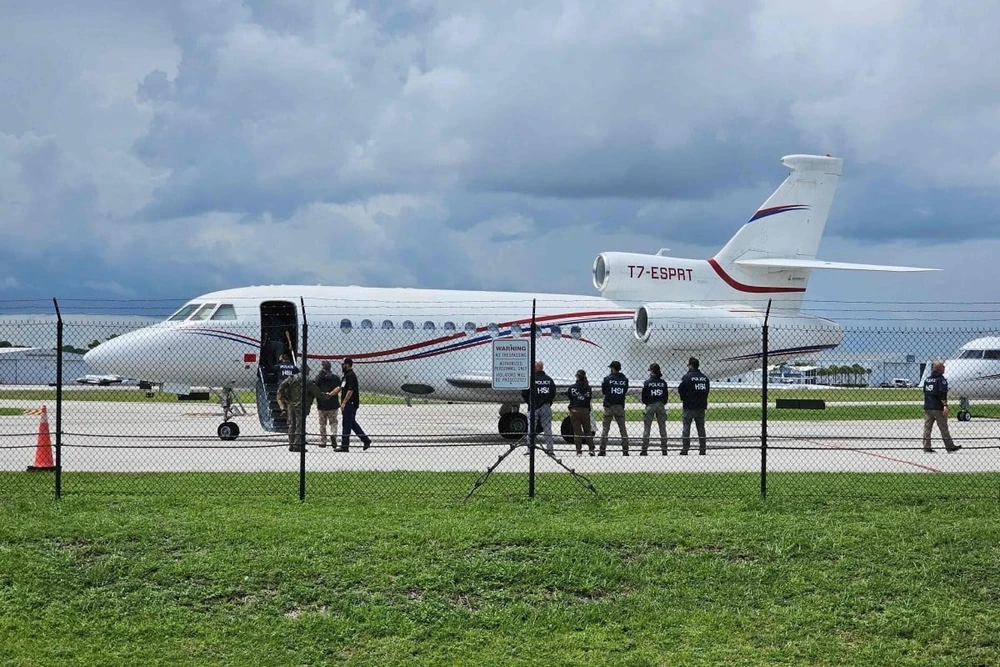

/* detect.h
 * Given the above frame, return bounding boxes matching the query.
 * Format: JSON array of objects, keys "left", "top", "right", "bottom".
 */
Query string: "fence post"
[
  {"left": 761, "top": 299, "right": 771, "bottom": 500},
  {"left": 53, "top": 298, "right": 63, "bottom": 501},
  {"left": 528, "top": 299, "right": 536, "bottom": 499},
  {"left": 299, "top": 297, "right": 308, "bottom": 502}
]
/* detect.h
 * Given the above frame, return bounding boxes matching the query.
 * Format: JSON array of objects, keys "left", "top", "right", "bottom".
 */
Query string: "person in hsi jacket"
[
  {"left": 521, "top": 361, "right": 556, "bottom": 454},
  {"left": 277, "top": 366, "right": 325, "bottom": 452},
  {"left": 566, "top": 369, "right": 594, "bottom": 456},
  {"left": 678, "top": 357, "right": 710, "bottom": 455},
  {"left": 922, "top": 360, "right": 960, "bottom": 453},
  {"left": 599, "top": 360, "right": 630, "bottom": 456},
  {"left": 641, "top": 363, "right": 669, "bottom": 456}
]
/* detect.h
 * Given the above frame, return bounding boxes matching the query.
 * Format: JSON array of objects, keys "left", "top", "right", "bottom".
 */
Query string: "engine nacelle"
[
  {"left": 593, "top": 251, "right": 702, "bottom": 301},
  {"left": 633, "top": 302, "right": 761, "bottom": 349}
]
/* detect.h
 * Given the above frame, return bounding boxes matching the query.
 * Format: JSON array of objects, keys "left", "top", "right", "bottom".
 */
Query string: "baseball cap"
[{"left": 608, "top": 360, "right": 621, "bottom": 371}]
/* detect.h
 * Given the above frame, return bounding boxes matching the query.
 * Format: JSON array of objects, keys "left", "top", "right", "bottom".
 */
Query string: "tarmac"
[{"left": 2, "top": 394, "right": 998, "bottom": 474}]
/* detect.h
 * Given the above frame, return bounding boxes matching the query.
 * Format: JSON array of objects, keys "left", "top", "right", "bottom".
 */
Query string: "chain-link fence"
[{"left": 2, "top": 298, "right": 999, "bottom": 500}]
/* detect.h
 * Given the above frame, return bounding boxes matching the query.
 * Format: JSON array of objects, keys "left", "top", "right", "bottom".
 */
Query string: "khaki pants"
[
  {"left": 923, "top": 410, "right": 955, "bottom": 451},
  {"left": 600, "top": 404, "right": 629, "bottom": 455},
  {"left": 642, "top": 402, "right": 667, "bottom": 454},
  {"left": 317, "top": 408, "right": 339, "bottom": 447},
  {"left": 569, "top": 407, "right": 594, "bottom": 455},
  {"left": 287, "top": 409, "right": 306, "bottom": 449}
]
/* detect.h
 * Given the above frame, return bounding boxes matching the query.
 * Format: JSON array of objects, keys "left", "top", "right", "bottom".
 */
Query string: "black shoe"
[
  {"left": 289, "top": 446, "right": 305, "bottom": 452},
  {"left": 362, "top": 438, "right": 372, "bottom": 451},
  {"left": 334, "top": 446, "right": 349, "bottom": 452},
  {"left": 597, "top": 452, "right": 606, "bottom": 456},
  {"left": 946, "top": 446, "right": 962, "bottom": 452},
  {"left": 924, "top": 449, "right": 936, "bottom": 453},
  {"left": 623, "top": 451, "right": 629, "bottom": 456},
  {"left": 639, "top": 451, "right": 648, "bottom": 456},
  {"left": 318, "top": 443, "right": 327, "bottom": 448},
  {"left": 679, "top": 450, "right": 688, "bottom": 456}
]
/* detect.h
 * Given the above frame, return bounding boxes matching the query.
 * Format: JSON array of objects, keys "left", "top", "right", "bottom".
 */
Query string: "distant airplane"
[
  {"left": 75, "top": 374, "right": 126, "bottom": 386},
  {"left": 924, "top": 336, "right": 1000, "bottom": 421},
  {"left": 84, "top": 154, "right": 937, "bottom": 440}
]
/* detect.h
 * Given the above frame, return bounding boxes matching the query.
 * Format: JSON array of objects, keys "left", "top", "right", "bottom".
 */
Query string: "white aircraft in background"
[
  {"left": 924, "top": 337, "right": 1000, "bottom": 421},
  {"left": 85, "top": 154, "right": 936, "bottom": 440},
  {"left": 75, "top": 374, "right": 126, "bottom": 386}
]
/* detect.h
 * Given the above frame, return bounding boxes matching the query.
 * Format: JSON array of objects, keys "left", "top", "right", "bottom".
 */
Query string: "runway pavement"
[{"left": 1, "top": 398, "right": 997, "bottom": 474}]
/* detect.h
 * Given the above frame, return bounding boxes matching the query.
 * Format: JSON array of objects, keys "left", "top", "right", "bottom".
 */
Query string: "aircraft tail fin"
[{"left": 714, "top": 154, "right": 844, "bottom": 269}]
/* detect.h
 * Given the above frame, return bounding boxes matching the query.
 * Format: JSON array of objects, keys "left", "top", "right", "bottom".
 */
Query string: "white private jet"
[
  {"left": 84, "top": 154, "right": 936, "bottom": 440},
  {"left": 923, "top": 337, "right": 1000, "bottom": 421},
  {"left": 75, "top": 374, "right": 126, "bottom": 386}
]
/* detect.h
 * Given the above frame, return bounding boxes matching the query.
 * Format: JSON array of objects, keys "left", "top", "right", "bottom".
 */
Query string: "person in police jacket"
[
  {"left": 599, "top": 360, "right": 630, "bottom": 456},
  {"left": 641, "top": 363, "right": 669, "bottom": 456},
  {"left": 922, "top": 360, "right": 960, "bottom": 453},
  {"left": 678, "top": 357, "right": 710, "bottom": 455},
  {"left": 567, "top": 369, "right": 595, "bottom": 456},
  {"left": 521, "top": 360, "right": 556, "bottom": 454}
]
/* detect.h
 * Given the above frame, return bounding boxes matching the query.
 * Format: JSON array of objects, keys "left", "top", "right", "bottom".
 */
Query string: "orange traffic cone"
[{"left": 27, "top": 405, "right": 56, "bottom": 471}]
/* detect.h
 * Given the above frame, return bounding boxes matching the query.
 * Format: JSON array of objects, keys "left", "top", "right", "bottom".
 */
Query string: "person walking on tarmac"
[
  {"left": 314, "top": 360, "right": 341, "bottom": 448},
  {"left": 567, "top": 369, "right": 594, "bottom": 456},
  {"left": 923, "top": 360, "right": 960, "bottom": 453},
  {"left": 678, "top": 357, "right": 710, "bottom": 455},
  {"left": 522, "top": 360, "right": 557, "bottom": 454},
  {"left": 641, "top": 363, "right": 669, "bottom": 455},
  {"left": 277, "top": 365, "right": 325, "bottom": 452},
  {"left": 336, "top": 358, "right": 372, "bottom": 452},
  {"left": 600, "top": 360, "right": 630, "bottom": 456}
]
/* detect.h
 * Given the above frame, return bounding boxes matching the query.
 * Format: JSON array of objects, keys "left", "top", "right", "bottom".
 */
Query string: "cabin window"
[
  {"left": 550, "top": 325, "right": 562, "bottom": 338},
  {"left": 423, "top": 321, "right": 436, "bottom": 330},
  {"left": 168, "top": 304, "right": 200, "bottom": 321},
  {"left": 488, "top": 323, "right": 500, "bottom": 337},
  {"left": 361, "top": 319, "right": 373, "bottom": 329},
  {"left": 210, "top": 304, "right": 238, "bottom": 321},
  {"left": 464, "top": 322, "right": 477, "bottom": 336},
  {"left": 189, "top": 303, "right": 217, "bottom": 321},
  {"left": 402, "top": 320, "right": 415, "bottom": 330},
  {"left": 960, "top": 349, "right": 984, "bottom": 359},
  {"left": 570, "top": 325, "right": 582, "bottom": 339},
  {"left": 985, "top": 350, "right": 1000, "bottom": 359},
  {"left": 443, "top": 321, "right": 456, "bottom": 332},
  {"left": 340, "top": 319, "right": 352, "bottom": 331},
  {"left": 382, "top": 320, "right": 394, "bottom": 329},
  {"left": 510, "top": 323, "right": 522, "bottom": 337}
]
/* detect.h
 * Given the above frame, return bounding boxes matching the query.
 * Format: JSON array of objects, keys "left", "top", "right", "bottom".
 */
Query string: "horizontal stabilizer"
[{"left": 733, "top": 258, "right": 939, "bottom": 273}]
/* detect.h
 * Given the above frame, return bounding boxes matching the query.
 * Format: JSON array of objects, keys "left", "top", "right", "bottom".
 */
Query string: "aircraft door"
[{"left": 260, "top": 301, "right": 299, "bottom": 370}]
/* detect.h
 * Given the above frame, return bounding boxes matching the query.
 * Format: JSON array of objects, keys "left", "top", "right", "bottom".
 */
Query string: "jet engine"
[
  {"left": 593, "top": 251, "right": 699, "bottom": 301},
  {"left": 632, "top": 302, "right": 761, "bottom": 349}
]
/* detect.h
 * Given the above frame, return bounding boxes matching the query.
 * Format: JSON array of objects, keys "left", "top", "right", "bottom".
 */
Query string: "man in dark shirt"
[
  {"left": 641, "top": 363, "right": 669, "bottom": 455},
  {"left": 314, "top": 360, "right": 341, "bottom": 448},
  {"left": 599, "top": 360, "right": 630, "bottom": 456},
  {"left": 521, "top": 361, "right": 557, "bottom": 454},
  {"left": 922, "top": 360, "right": 960, "bottom": 453},
  {"left": 336, "top": 358, "right": 371, "bottom": 452},
  {"left": 678, "top": 357, "right": 710, "bottom": 455}
]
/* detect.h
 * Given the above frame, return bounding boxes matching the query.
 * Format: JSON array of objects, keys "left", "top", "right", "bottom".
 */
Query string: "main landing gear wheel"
[
  {"left": 499, "top": 412, "right": 528, "bottom": 440},
  {"left": 218, "top": 421, "right": 240, "bottom": 440},
  {"left": 957, "top": 410, "right": 971, "bottom": 422}
]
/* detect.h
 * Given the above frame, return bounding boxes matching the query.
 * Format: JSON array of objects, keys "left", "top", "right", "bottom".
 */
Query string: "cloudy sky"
[{"left": 2, "top": 0, "right": 999, "bottom": 324}]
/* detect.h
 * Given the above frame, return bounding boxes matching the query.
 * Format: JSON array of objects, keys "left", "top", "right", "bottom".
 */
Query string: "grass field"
[{"left": 2, "top": 473, "right": 999, "bottom": 666}]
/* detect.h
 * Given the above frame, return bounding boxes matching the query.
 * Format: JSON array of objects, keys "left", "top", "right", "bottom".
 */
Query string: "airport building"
[{"left": 0, "top": 347, "right": 92, "bottom": 385}]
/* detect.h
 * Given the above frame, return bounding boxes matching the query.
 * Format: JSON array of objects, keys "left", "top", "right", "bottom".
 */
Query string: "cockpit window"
[
  {"left": 985, "top": 350, "right": 1000, "bottom": 359},
  {"left": 210, "top": 304, "right": 238, "bottom": 321},
  {"left": 189, "top": 303, "right": 217, "bottom": 321},
  {"left": 168, "top": 304, "right": 200, "bottom": 321},
  {"left": 960, "top": 349, "right": 984, "bottom": 359}
]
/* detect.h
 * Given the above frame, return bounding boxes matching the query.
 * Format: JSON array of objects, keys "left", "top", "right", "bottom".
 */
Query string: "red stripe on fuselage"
[{"left": 707, "top": 259, "right": 806, "bottom": 294}]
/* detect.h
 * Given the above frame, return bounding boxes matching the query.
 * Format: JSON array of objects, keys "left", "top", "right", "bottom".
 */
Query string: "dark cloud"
[{"left": 3, "top": 0, "right": 1000, "bottom": 307}]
